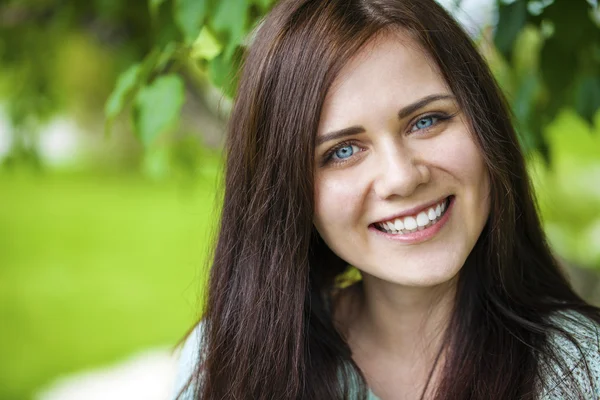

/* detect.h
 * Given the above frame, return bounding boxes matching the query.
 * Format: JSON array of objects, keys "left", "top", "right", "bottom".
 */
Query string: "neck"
[{"left": 350, "top": 275, "right": 457, "bottom": 360}]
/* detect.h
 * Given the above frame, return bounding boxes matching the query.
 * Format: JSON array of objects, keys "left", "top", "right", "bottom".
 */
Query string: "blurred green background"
[{"left": 0, "top": 0, "right": 599, "bottom": 399}]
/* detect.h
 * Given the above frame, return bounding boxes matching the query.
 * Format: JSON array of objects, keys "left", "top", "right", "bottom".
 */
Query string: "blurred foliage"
[
  {"left": 0, "top": 0, "right": 598, "bottom": 165},
  {"left": 530, "top": 110, "right": 600, "bottom": 268},
  {"left": 103, "top": 0, "right": 600, "bottom": 158},
  {"left": 0, "top": 0, "right": 277, "bottom": 169},
  {"left": 494, "top": 0, "right": 600, "bottom": 159},
  {"left": 0, "top": 1, "right": 599, "bottom": 399}
]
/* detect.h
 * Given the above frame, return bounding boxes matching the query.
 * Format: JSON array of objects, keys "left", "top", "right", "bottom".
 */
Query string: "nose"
[{"left": 372, "top": 142, "right": 430, "bottom": 199}]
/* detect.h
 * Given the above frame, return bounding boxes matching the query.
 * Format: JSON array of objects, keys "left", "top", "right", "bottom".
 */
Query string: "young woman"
[{"left": 173, "top": 0, "right": 600, "bottom": 399}]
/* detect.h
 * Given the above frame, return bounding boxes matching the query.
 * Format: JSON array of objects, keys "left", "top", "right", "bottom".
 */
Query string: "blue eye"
[
  {"left": 411, "top": 115, "right": 439, "bottom": 132},
  {"left": 333, "top": 144, "right": 359, "bottom": 160}
]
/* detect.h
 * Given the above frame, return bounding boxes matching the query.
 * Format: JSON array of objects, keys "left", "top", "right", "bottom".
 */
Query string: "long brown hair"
[{"left": 187, "top": 0, "right": 600, "bottom": 398}]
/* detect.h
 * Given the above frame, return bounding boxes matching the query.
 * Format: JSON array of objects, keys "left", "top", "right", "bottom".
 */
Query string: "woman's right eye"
[
  {"left": 331, "top": 144, "right": 361, "bottom": 161},
  {"left": 319, "top": 141, "right": 364, "bottom": 167},
  {"left": 333, "top": 145, "right": 356, "bottom": 159}
]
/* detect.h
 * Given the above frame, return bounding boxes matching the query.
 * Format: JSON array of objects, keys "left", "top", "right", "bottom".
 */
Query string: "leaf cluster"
[
  {"left": 105, "top": 0, "right": 277, "bottom": 147},
  {"left": 494, "top": 0, "right": 600, "bottom": 160},
  {"left": 1, "top": 0, "right": 598, "bottom": 165}
]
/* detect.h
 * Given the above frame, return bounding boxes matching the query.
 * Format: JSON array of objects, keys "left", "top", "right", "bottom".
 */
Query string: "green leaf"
[
  {"left": 156, "top": 42, "right": 178, "bottom": 71},
  {"left": 191, "top": 27, "right": 222, "bottom": 61},
  {"left": 139, "top": 48, "right": 162, "bottom": 79},
  {"left": 174, "top": 0, "right": 208, "bottom": 43},
  {"left": 154, "top": 1, "right": 183, "bottom": 47},
  {"left": 525, "top": 0, "right": 600, "bottom": 133},
  {"left": 208, "top": 46, "right": 244, "bottom": 98},
  {"left": 512, "top": 25, "right": 542, "bottom": 79},
  {"left": 250, "top": 0, "right": 275, "bottom": 12},
  {"left": 539, "top": 37, "right": 576, "bottom": 118},
  {"left": 494, "top": 0, "right": 528, "bottom": 61},
  {"left": 104, "top": 63, "right": 142, "bottom": 136},
  {"left": 534, "top": 0, "right": 596, "bottom": 48},
  {"left": 149, "top": 0, "right": 168, "bottom": 18},
  {"left": 575, "top": 76, "right": 600, "bottom": 126},
  {"left": 513, "top": 72, "right": 544, "bottom": 156},
  {"left": 211, "top": 0, "right": 249, "bottom": 60},
  {"left": 103, "top": 45, "right": 171, "bottom": 138},
  {"left": 133, "top": 75, "right": 185, "bottom": 147},
  {"left": 513, "top": 72, "right": 539, "bottom": 126}
]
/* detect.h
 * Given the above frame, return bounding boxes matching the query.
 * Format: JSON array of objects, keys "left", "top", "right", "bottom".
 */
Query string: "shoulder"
[
  {"left": 539, "top": 310, "right": 600, "bottom": 399},
  {"left": 172, "top": 321, "right": 205, "bottom": 400}
]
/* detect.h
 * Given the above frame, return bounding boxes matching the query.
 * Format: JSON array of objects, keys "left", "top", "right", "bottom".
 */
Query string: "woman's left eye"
[
  {"left": 410, "top": 115, "right": 440, "bottom": 132},
  {"left": 332, "top": 144, "right": 361, "bottom": 160}
]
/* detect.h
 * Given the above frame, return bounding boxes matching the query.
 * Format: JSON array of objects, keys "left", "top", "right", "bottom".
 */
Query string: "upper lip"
[{"left": 372, "top": 195, "right": 450, "bottom": 225}]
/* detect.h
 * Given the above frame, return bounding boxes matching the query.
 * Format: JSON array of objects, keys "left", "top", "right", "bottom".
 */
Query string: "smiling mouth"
[{"left": 373, "top": 196, "right": 452, "bottom": 235}]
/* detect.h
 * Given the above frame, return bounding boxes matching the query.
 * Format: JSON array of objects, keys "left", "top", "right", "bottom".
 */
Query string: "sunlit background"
[{"left": 1, "top": 0, "right": 599, "bottom": 399}]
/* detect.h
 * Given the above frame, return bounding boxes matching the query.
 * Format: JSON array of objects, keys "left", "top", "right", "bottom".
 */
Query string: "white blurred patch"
[
  {"left": 38, "top": 118, "right": 81, "bottom": 166},
  {"left": 0, "top": 107, "right": 12, "bottom": 159},
  {"left": 437, "top": 0, "right": 496, "bottom": 36},
  {"left": 36, "top": 348, "right": 178, "bottom": 400}
]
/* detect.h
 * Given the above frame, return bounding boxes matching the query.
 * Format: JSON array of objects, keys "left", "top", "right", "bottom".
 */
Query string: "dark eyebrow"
[
  {"left": 397, "top": 94, "right": 455, "bottom": 119},
  {"left": 316, "top": 93, "right": 455, "bottom": 147},
  {"left": 315, "top": 126, "right": 364, "bottom": 147}
]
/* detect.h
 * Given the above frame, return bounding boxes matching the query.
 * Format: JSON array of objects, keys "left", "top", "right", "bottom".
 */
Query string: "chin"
[{"left": 365, "top": 260, "right": 463, "bottom": 288}]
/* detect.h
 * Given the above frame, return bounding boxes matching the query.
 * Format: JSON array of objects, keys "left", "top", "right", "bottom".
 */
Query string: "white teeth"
[
  {"left": 394, "top": 219, "right": 404, "bottom": 231},
  {"left": 376, "top": 197, "right": 451, "bottom": 235},
  {"left": 404, "top": 216, "right": 417, "bottom": 230},
  {"left": 416, "top": 212, "right": 429, "bottom": 227},
  {"left": 427, "top": 208, "right": 436, "bottom": 221}
]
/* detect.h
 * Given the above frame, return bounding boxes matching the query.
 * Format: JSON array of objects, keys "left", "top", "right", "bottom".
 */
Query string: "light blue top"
[{"left": 172, "top": 311, "right": 600, "bottom": 399}]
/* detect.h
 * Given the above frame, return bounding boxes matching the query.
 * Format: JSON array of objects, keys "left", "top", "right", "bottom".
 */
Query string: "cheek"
[
  {"left": 446, "top": 133, "right": 491, "bottom": 222},
  {"left": 458, "top": 141, "right": 490, "bottom": 204},
  {"left": 438, "top": 135, "right": 479, "bottom": 172},
  {"left": 437, "top": 128, "right": 489, "bottom": 188},
  {"left": 432, "top": 127, "right": 491, "bottom": 220},
  {"left": 313, "top": 173, "right": 364, "bottom": 232}
]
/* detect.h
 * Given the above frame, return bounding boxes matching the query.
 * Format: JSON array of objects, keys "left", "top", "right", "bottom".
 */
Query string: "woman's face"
[{"left": 313, "top": 32, "right": 490, "bottom": 288}]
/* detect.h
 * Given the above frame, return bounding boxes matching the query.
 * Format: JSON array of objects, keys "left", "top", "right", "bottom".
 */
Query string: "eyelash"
[{"left": 321, "top": 112, "right": 454, "bottom": 166}]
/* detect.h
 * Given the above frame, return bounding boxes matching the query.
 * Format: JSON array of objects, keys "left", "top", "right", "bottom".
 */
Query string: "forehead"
[{"left": 319, "top": 31, "right": 448, "bottom": 132}]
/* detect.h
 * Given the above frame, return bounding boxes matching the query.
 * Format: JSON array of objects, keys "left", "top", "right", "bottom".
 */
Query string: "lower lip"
[{"left": 370, "top": 196, "right": 454, "bottom": 244}]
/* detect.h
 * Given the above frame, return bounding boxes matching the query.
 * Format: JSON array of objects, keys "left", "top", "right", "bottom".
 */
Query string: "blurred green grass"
[{"left": 0, "top": 169, "right": 220, "bottom": 400}]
